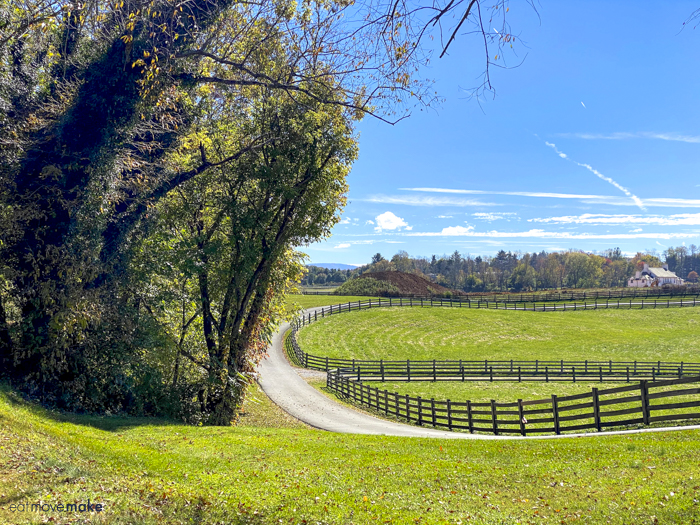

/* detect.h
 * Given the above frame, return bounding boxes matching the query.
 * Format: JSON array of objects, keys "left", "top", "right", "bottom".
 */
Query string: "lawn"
[
  {"left": 1, "top": 384, "right": 700, "bottom": 524},
  {"left": 295, "top": 306, "right": 700, "bottom": 363},
  {"left": 286, "top": 294, "right": 381, "bottom": 310}
]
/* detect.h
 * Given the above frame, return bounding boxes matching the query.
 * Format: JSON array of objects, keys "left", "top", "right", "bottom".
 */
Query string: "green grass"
[
  {"left": 296, "top": 306, "right": 700, "bottom": 363},
  {"left": 2, "top": 384, "right": 700, "bottom": 524},
  {"left": 286, "top": 294, "right": 380, "bottom": 310}
]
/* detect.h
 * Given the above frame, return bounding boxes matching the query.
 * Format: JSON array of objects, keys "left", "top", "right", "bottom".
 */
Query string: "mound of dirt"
[{"left": 358, "top": 271, "right": 461, "bottom": 295}]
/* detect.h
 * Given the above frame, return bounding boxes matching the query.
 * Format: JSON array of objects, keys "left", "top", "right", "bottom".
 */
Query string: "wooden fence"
[
  {"left": 289, "top": 298, "right": 700, "bottom": 434},
  {"left": 295, "top": 296, "right": 700, "bottom": 330},
  {"left": 289, "top": 297, "right": 700, "bottom": 379},
  {"left": 300, "top": 285, "right": 700, "bottom": 302},
  {"left": 326, "top": 372, "right": 700, "bottom": 436}
]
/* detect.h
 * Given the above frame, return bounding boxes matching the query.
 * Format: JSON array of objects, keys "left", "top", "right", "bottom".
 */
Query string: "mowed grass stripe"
[{"left": 296, "top": 307, "right": 700, "bottom": 363}]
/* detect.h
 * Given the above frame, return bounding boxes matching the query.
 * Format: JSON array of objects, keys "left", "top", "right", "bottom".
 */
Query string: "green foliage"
[{"left": 334, "top": 277, "right": 400, "bottom": 296}]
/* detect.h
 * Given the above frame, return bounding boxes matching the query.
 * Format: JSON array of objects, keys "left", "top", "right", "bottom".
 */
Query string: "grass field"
[
  {"left": 286, "top": 294, "right": 381, "bottom": 310},
  {"left": 2, "top": 384, "right": 700, "bottom": 524},
  {"left": 296, "top": 306, "right": 700, "bottom": 363}
]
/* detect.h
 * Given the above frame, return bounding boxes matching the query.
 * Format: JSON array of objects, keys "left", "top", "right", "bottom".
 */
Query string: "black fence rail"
[
  {"left": 327, "top": 360, "right": 700, "bottom": 383},
  {"left": 326, "top": 372, "right": 700, "bottom": 436},
  {"left": 288, "top": 297, "right": 700, "bottom": 375},
  {"left": 299, "top": 285, "right": 700, "bottom": 302},
  {"left": 295, "top": 296, "right": 700, "bottom": 329}
]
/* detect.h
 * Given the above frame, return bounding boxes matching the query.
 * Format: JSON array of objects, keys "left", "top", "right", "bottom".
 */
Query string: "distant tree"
[
  {"left": 391, "top": 251, "right": 413, "bottom": 273},
  {"left": 371, "top": 253, "right": 385, "bottom": 264},
  {"left": 565, "top": 252, "right": 603, "bottom": 289},
  {"left": 688, "top": 271, "right": 699, "bottom": 283},
  {"left": 510, "top": 260, "right": 537, "bottom": 291}
]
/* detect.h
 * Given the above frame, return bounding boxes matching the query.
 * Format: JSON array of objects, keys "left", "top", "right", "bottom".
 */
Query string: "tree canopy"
[{"left": 0, "top": 0, "right": 525, "bottom": 422}]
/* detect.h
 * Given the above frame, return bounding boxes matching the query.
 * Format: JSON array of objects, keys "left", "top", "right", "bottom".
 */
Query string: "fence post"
[
  {"left": 640, "top": 380, "right": 650, "bottom": 425},
  {"left": 626, "top": 366, "right": 629, "bottom": 382},
  {"left": 489, "top": 366, "right": 493, "bottom": 382},
  {"left": 552, "top": 395, "right": 560, "bottom": 435},
  {"left": 433, "top": 359, "right": 436, "bottom": 382},
  {"left": 431, "top": 398, "right": 436, "bottom": 427},
  {"left": 518, "top": 399, "right": 526, "bottom": 436},
  {"left": 325, "top": 356, "right": 329, "bottom": 371},
  {"left": 384, "top": 389, "right": 389, "bottom": 414},
  {"left": 467, "top": 400, "right": 473, "bottom": 433},
  {"left": 518, "top": 366, "right": 521, "bottom": 382},
  {"left": 447, "top": 399, "right": 453, "bottom": 430},
  {"left": 460, "top": 360, "right": 464, "bottom": 382},
  {"left": 381, "top": 359, "right": 385, "bottom": 382},
  {"left": 599, "top": 367, "right": 603, "bottom": 383},
  {"left": 405, "top": 394, "right": 411, "bottom": 422},
  {"left": 592, "top": 387, "right": 601, "bottom": 432},
  {"left": 407, "top": 360, "right": 411, "bottom": 382},
  {"left": 490, "top": 399, "right": 499, "bottom": 436},
  {"left": 545, "top": 367, "right": 549, "bottom": 383},
  {"left": 417, "top": 397, "right": 423, "bottom": 426}
]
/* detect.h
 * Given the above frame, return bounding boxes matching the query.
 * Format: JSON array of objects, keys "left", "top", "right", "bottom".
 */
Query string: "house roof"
[{"left": 647, "top": 267, "right": 679, "bottom": 279}]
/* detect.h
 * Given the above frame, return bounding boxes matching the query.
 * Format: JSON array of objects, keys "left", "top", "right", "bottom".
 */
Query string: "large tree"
[{"left": 0, "top": 0, "right": 522, "bottom": 420}]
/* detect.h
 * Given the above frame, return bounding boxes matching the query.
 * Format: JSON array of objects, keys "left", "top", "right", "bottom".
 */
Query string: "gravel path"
[{"left": 257, "top": 309, "right": 700, "bottom": 440}]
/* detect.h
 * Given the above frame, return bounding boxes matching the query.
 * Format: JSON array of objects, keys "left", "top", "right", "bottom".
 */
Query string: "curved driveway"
[{"left": 257, "top": 308, "right": 700, "bottom": 440}]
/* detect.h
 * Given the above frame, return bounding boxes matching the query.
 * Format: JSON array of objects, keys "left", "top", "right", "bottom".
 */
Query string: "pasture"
[{"left": 295, "top": 306, "right": 700, "bottom": 363}]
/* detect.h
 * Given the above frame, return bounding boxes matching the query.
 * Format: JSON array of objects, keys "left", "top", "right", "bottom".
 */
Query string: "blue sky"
[{"left": 302, "top": 1, "right": 700, "bottom": 266}]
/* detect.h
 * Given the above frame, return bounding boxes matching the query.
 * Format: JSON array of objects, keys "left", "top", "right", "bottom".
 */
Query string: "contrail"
[
  {"left": 545, "top": 142, "right": 646, "bottom": 211},
  {"left": 581, "top": 101, "right": 586, "bottom": 109}
]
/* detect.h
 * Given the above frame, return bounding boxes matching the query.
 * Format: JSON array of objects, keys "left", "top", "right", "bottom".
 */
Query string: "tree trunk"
[{"left": 0, "top": 296, "right": 13, "bottom": 374}]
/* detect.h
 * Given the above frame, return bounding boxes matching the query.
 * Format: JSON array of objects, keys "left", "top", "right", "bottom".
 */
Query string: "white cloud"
[
  {"left": 544, "top": 142, "right": 645, "bottom": 211},
  {"left": 334, "top": 243, "right": 351, "bottom": 249},
  {"left": 565, "top": 132, "right": 700, "bottom": 144},
  {"left": 473, "top": 212, "right": 518, "bottom": 221},
  {"left": 438, "top": 225, "right": 476, "bottom": 235},
  {"left": 365, "top": 219, "right": 375, "bottom": 225},
  {"left": 629, "top": 228, "right": 643, "bottom": 233},
  {"left": 437, "top": 215, "right": 453, "bottom": 219},
  {"left": 529, "top": 213, "right": 700, "bottom": 226},
  {"left": 339, "top": 217, "right": 351, "bottom": 224},
  {"left": 361, "top": 195, "right": 497, "bottom": 207},
  {"left": 407, "top": 227, "right": 699, "bottom": 240},
  {"left": 401, "top": 187, "right": 613, "bottom": 200},
  {"left": 374, "top": 211, "right": 410, "bottom": 232},
  {"left": 398, "top": 187, "right": 700, "bottom": 208}
]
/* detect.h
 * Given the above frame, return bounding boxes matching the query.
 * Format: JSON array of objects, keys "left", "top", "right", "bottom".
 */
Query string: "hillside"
[{"left": 358, "top": 270, "right": 461, "bottom": 295}]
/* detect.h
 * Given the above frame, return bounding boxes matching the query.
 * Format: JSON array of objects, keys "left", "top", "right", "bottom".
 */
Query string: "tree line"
[{"left": 339, "top": 246, "right": 700, "bottom": 293}]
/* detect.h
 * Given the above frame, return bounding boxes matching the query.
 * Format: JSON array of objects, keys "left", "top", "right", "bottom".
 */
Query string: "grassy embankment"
[
  {"left": 1, "top": 383, "right": 700, "bottom": 524},
  {"left": 296, "top": 306, "right": 700, "bottom": 403}
]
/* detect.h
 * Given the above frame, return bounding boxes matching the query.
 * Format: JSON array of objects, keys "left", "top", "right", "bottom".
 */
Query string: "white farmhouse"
[{"left": 628, "top": 263, "right": 684, "bottom": 288}]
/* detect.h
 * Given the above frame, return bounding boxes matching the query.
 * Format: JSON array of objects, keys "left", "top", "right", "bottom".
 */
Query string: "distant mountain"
[{"left": 308, "top": 263, "right": 361, "bottom": 270}]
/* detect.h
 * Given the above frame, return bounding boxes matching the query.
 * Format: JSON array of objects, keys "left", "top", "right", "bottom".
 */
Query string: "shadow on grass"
[{"left": 0, "top": 383, "right": 180, "bottom": 432}]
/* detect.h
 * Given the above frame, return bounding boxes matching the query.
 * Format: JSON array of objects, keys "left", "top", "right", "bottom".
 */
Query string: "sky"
[{"left": 302, "top": 1, "right": 700, "bottom": 266}]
